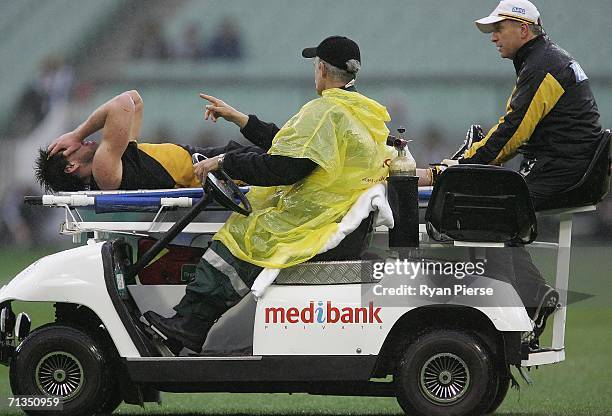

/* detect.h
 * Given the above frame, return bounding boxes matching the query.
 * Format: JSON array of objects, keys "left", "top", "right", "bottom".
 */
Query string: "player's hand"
[
  {"left": 47, "top": 131, "right": 82, "bottom": 157},
  {"left": 193, "top": 156, "right": 221, "bottom": 183},
  {"left": 441, "top": 159, "right": 459, "bottom": 167},
  {"left": 199, "top": 93, "right": 249, "bottom": 128}
]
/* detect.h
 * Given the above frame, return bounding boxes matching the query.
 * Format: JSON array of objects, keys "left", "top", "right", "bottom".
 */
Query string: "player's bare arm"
[
  {"left": 126, "top": 89, "right": 143, "bottom": 140},
  {"left": 47, "top": 91, "right": 140, "bottom": 158},
  {"left": 90, "top": 92, "right": 137, "bottom": 190}
]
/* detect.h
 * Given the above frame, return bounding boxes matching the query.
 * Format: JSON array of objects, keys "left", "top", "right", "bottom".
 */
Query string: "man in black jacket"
[
  {"left": 443, "top": 0, "right": 604, "bottom": 347},
  {"left": 440, "top": 0, "right": 606, "bottom": 347},
  {"left": 445, "top": 0, "right": 604, "bottom": 209}
]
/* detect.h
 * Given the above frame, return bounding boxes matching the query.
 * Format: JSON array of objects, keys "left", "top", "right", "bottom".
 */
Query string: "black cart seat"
[
  {"left": 425, "top": 165, "right": 537, "bottom": 244},
  {"left": 535, "top": 130, "right": 611, "bottom": 211}
]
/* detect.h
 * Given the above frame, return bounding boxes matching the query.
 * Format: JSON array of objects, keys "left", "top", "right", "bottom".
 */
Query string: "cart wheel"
[
  {"left": 9, "top": 324, "right": 112, "bottom": 416},
  {"left": 395, "top": 329, "right": 497, "bottom": 416},
  {"left": 486, "top": 371, "right": 510, "bottom": 414},
  {"left": 94, "top": 381, "right": 123, "bottom": 415}
]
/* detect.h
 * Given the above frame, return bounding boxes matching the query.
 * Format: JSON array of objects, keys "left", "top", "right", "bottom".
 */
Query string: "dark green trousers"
[{"left": 174, "top": 240, "right": 263, "bottom": 322}]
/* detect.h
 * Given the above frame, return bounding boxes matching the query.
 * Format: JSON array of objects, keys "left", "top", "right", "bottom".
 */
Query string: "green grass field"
[{"left": 0, "top": 245, "right": 611, "bottom": 415}]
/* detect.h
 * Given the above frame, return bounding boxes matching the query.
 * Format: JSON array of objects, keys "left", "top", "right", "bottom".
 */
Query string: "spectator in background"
[
  {"left": 418, "top": 126, "right": 446, "bottom": 165},
  {"left": 39, "top": 55, "right": 74, "bottom": 106},
  {"left": 193, "top": 127, "right": 222, "bottom": 148},
  {"left": 151, "top": 124, "right": 173, "bottom": 143},
  {"left": 0, "top": 185, "right": 45, "bottom": 247},
  {"left": 132, "top": 21, "right": 169, "bottom": 60},
  {"left": 384, "top": 95, "right": 411, "bottom": 137},
  {"left": 171, "top": 22, "right": 207, "bottom": 60},
  {"left": 208, "top": 17, "right": 243, "bottom": 60},
  {"left": 9, "top": 55, "right": 74, "bottom": 136}
]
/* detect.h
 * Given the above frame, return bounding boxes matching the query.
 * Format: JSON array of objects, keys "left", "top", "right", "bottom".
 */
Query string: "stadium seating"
[
  {"left": 164, "top": 0, "right": 612, "bottom": 75},
  {"left": 2, "top": 0, "right": 610, "bottom": 144},
  {"left": 97, "top": 0, "right": 610, "bottom": 140}
]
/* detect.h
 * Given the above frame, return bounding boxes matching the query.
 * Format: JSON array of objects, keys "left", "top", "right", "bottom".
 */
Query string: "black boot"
[
  {"left": 143, "top": 311, "right": 214, "bottom": 353},
  {"left": 528, "top": 285, "right": 560, "bottom": 350},
  {"left": 532, "top": 285, "right": 560, "bottom": 338}
]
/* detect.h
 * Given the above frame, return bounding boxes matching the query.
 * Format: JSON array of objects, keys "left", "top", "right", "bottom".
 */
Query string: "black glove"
[
  {"left": 470, "top": 124, "right": 485, "bottom": 143},
  {"left": 450, "top": 124, "right": 484, "bottom": 160}
]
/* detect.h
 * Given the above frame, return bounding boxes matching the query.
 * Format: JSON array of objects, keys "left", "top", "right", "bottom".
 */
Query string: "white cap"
[{"left": 475, "top": 0, "right": 541, "bottom": 33}]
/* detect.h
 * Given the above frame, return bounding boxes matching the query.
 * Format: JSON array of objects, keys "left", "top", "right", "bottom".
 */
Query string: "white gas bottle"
[{"left": 389, "top": 127, "right": 416, "bottom": 177}]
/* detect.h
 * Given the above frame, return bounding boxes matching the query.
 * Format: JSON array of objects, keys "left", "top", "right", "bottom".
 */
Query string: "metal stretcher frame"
[{"left": 36, "top": 187, "right": 432, "bottom": 241}]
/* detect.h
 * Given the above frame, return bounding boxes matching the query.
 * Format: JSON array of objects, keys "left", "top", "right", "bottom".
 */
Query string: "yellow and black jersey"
[
  {"left": 90, "top": 142, "right": 201, "bottom": 190},
  {"left": 460, "top": 35, "right": 603, "bottom": 165}
]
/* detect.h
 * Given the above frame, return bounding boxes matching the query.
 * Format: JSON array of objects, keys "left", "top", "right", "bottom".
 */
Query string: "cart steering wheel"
[{"left": 192, "top": 153, "right": 252, "bottom": 216}]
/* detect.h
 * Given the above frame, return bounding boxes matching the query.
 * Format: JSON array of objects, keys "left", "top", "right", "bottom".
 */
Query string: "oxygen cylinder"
[
  {"left": 387, "top": 127, "right": 419, "bottom": 247},
  {"left": 389, "top": 128, "right": 416, "bottom": 176}
]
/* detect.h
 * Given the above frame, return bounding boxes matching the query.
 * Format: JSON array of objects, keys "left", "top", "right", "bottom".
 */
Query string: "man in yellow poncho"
[{"left": 145, "top": 36, "right": 392, "bottom": 353}]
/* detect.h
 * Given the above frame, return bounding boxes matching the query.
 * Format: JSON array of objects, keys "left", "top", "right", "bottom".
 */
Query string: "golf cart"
[{"left": 1, "top": 133, "right": 609, "bottom": 416}]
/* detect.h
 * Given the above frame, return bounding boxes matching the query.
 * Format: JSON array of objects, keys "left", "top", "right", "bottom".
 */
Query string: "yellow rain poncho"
[{"left": 214, "top": 88, "right": 392, "bottom": 268}]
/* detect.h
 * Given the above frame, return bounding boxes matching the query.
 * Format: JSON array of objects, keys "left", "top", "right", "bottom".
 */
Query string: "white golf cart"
[{"left": 0, "top": 134, "right": 609, "bottom": 416}]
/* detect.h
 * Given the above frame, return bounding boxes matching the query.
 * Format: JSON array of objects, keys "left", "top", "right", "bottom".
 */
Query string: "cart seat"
[
  {"left": 534, "top": 130, "right": 611, "bottom": 211},
  {"left": 309, "top": 211, "right": 375, "bottom": 262},
  {"left": 425, "top": 165, "right": 537, "bottom": 244}
]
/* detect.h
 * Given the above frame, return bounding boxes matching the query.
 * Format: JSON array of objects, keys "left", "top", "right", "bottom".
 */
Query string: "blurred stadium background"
[{"left": 0, "top": 1, "right": 610, "bottom": 414}]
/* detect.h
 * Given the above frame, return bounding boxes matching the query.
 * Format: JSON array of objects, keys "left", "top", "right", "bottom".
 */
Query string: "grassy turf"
[{"left": 0, "top": 245, "right": 610, "bottom": 415}]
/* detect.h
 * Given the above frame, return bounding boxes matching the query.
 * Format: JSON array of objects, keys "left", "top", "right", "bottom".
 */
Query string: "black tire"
[
  {"left": 486, "top": 371, "right": 510, "bottom": 414},
  {"left": 94, "top": 382, "right": 123, "bottom": 416},
  {"left": 94, "top": 381, "right": 123, "bottom": 415},
  {"left": 55, "top": 303, "right": 124, "bottom": 414},
  {"left": 9, "top": 324, "right": 112, "bottom": 416},
  {"left": 395, "top": 329, "right": 498, "bottom": 416}
]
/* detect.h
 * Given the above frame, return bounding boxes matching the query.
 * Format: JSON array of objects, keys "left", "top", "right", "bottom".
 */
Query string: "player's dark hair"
[{"left": 34, "top": 147, "right": 86, "bottom": 192}]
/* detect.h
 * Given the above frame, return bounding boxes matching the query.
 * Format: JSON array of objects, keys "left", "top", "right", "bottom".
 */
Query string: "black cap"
[{"left": 302, "top": 36, "right": 360, "bottom": 72}]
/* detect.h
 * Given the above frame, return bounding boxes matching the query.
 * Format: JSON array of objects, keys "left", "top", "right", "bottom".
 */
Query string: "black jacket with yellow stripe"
[{"left": 459, "top": 35, "right": 603, "bottom": 166}]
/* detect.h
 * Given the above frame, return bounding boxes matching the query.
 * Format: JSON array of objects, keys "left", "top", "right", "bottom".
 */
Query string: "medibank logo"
[{"left": 265, "top": 301, "right": 382, "bottom": 324}]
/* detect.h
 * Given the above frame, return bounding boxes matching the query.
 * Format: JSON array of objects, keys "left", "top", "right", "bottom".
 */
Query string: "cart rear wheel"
[
  {"left": 9, "top": 324, "right": 112, "bottom": 416},
  {"left": 95, "top": 381, "right": 123, "bottom": 415},
  {"left": 486, "top": 371, "right": 511, "bottom": 414},
  {"left": 395, "top": 329, "right": 498, "bottom": 416}
]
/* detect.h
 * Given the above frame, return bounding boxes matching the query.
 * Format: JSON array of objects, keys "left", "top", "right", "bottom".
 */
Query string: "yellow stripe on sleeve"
[{"left": 493, "top": 73, "right": 564, "bottom": 164}]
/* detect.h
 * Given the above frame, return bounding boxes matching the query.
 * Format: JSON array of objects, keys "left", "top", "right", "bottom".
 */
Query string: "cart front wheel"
[{"left": 9, "top": 324, "right": 113, "bottom": 416}]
